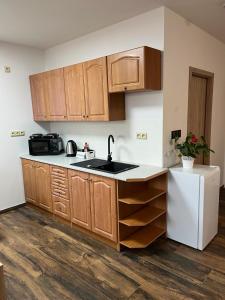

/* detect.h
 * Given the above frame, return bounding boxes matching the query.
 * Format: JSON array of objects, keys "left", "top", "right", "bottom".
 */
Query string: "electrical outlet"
[
  {"left": 11, "top": 131, "right": 25, "bottom": 137},
  {"left": 136, "top": 132, "right": 148, "bottom": 140}
]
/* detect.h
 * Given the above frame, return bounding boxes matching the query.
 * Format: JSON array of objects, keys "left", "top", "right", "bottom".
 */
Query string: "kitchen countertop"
[{"left": 20, "top": 153, "right": 167, "bottom": 182}]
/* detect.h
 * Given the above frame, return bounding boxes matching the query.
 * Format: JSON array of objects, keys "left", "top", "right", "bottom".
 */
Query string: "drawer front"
[
  {"left": 51, "top": 175, "right": 68, "bottom": 190},
  {"left": 52, "top": 185, "right": 69, "bottom": 199},
  {"left": 53, "top": 195, "right": 70, "bottom": 220},
  {"left": 50, "top": 166, "right": 68, "bottom": 178}
]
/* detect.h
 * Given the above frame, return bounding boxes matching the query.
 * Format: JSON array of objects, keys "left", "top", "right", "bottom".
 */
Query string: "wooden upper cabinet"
[
  {"left": 22, "top": 159, "right": 37, "bottom": 205},
  {"left": 90, "top": 175, "right": 117, "bottom": 242},
  {"left": 30, "top": 73, "right": 47, "bottom": 121},
  {"left": 35, "top": 162, "right": 52, "bottom": 212},
  {"left": 83, "top": 57, "right": 109, "bottom": 121},
  {"left": 64, "top": 64, "right": 86, "bottom": 121},
  {"left": 69, "top": 170, "right": 91, "bottom": 230},
  {"left": 45, "top": 69, "right": 67, "bottom": 121},
  {"left": 107, "top": 46, "right": 161, "bottom": 92}
]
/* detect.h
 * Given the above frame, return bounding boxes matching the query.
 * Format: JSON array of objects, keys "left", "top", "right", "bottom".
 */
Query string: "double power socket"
[
  {"left": 136, "top": 132, "right": 148, "bottom": 140},
  {"left": 11, "top": 131, "right": 25, "bottom": 137}
]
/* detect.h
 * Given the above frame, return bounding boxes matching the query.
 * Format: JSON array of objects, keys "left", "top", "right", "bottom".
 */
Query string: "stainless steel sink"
[{"left": 70, "top": 158, "right": 139, "bottom": 174}]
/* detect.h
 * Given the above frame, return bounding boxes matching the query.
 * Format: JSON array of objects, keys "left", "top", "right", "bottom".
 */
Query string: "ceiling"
[{"left": 0, "top": 0, "right": 225, "bottom": 49}]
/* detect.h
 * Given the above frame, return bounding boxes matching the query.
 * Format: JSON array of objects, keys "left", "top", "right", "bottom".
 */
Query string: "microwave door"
[{"left": 29, "top": 140, "right": 50, "bottom": 155}]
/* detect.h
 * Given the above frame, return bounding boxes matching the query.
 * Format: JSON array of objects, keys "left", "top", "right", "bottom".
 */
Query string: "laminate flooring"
[{"left": 0, "top": 191, "right": 225, "bottom": 300}]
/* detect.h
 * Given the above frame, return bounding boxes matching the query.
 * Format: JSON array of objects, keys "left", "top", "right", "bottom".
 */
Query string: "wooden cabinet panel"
[
  {"left": 90, "top": 175, "right": 117, "bottom": 242},
  {"left": 50, "top": 166, "right": 70, "bottom": 221},
  {"left": 45, "top": 69, "right": 67, "bottom": 120},
  {"left": 51, "top": 175, "right": 68, "bottom": 190},
  {"left": 107, "top": 46, "right": 161, "bottom": 92},
  {"left": 107, "top": 48, "right": 144, "bottom": 92},
  {"left": 50, "top": 166, "right": 68, "bottom": 178},
  {"left": 22, "top": 159, "right": 37, "bottom": 204},
  {"left": 52, "top": 185, "right": 69, "bottom": 200},
  {"left": 52, "top": 195, "right": 70, "bottom": 220},
  {"left": 83, "top": 57, "right": 109, "bottom": 121},
  {"left": 35, "top": 163, "right": 52, "bottom": 212},
  {"left": 29, "top": 73, "right": 47, "bottom": 121},
  {"left": 64, "top": 64, "right": 86, "bottom": 121},
  {"left": 69, "top": 170, "right": 91, "bottom": 230}
]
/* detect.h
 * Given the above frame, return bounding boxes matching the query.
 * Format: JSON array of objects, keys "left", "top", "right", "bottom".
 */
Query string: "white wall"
[
  {"left": 45, "top": 7, "right": 165, "bottom": 166},
  {"left": 0, "top": 42, "right": 48, "bottom": 210},
  {"left": 163, "top": 9, "right": 225, "bottom": 184}
]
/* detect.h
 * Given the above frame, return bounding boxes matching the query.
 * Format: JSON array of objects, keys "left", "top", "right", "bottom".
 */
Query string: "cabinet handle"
[
  {"left": 83, "top": 115, "right": 85, "bottom": 118},
  {"left": 124, "top": 87, "right": 127, "bottom": 90},
  {"left": 86, "top": 115, "right": 89, "bottom": 118}
]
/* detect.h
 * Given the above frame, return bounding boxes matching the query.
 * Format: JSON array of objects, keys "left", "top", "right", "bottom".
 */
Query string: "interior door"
[
  {"left": 22, "top": 159, "right": 37, "bottom": 204},
  {"left": 83, "top": 57, "right": 109, "bottom": 121},
  {"left": 188, "top": 74, "right": 209, "bottom": 164},
  {"left": 35, "top": 163, "right": 52, "bottom": 212},
  {"left": 64, "top": 64, "right": 86, "bottom": 121},
  {"left": 45, "top": 68, "right": 67, "bottom": 120},
  {"left": 29, "top": 73, "right": 47, "bottom": 121},
  {"left": 90, "top": 175, "right": 117, "bottom": 242},
  {"left": 69, "top": 170, "right": 91, "bottom": 230}
]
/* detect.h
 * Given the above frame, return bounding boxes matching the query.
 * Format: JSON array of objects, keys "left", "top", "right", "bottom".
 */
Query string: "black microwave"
[{"left": 29, "top": 133, "right": 64, "bottom": 156}]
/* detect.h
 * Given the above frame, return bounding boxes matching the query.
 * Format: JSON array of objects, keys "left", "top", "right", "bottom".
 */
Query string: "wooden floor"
[{"left": 0, "top": 192, "right": 225, "bottom": 300}]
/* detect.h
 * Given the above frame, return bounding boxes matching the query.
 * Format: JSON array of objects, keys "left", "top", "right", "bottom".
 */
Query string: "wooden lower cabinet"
[
  {"left": 68, "top": 170, "right": 91, "bottom": 230},
  {"left": 35, "top": 163, "right": 52, "bottom": 212},
  {"left": 22, "top": 159, "right": 167, "bottom": 250},
  {"left": 68, "top": 170, "right": 118, "bottom": 242},
  {"left": 90, "top": 175, "right": 117, "bottom": 242},
  {"left": 22, "top": 159, "right": 37, "bottom": 205},
  {"left": 21, "top": 159, "right": 52, "bottom": 212},
  {"left": 50, "top": 166, "right": 70, "bottom": 220}
]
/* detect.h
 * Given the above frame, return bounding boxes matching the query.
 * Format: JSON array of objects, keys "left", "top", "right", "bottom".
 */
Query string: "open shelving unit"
[{"left": 117, "top": 172, "right": 167, "bottom": 250}]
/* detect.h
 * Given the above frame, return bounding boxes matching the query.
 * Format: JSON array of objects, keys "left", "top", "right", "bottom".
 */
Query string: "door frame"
[{"left": 188, "top": 67, "right": 214, "bottom": 165}]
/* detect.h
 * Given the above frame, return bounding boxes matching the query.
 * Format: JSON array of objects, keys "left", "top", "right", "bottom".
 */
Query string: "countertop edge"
[{"left": 20, "top": 154, "right": 168, "bottom": 182}]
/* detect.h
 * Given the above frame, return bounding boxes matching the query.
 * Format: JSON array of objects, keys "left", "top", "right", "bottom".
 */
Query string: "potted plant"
[{"left": 175, "top": 132, "right": 214, "bottom": 169}]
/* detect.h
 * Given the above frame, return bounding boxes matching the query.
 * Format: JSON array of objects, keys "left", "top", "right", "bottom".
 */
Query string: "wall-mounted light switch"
[
  {"left": 11, "top": 131, "right": 25, "bottom": 137},
  {"left": 171, "top": 130, "right": 181, "bottom": 140},
  {"left": 4, "top": 66, "right": 11, "bottom": 73}
]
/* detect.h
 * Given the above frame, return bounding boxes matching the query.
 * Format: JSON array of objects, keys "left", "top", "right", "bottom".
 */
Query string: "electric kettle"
[{"left": 66, "top": 140, "right": 77, "bottom": 157}]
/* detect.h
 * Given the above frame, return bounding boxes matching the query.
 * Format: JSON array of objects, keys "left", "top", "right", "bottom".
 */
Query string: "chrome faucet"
[{"left": 107, "top": 135, "right": 114, "bottom": 162}]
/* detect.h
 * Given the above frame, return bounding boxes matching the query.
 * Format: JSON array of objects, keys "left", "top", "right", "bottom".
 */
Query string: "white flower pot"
[{"left": 182, "top": 156, "right": 195, "bottom": 169}]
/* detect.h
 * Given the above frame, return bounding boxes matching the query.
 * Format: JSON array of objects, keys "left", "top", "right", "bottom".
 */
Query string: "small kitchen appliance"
[
  {"left": 66, "top": 140, "right": 77, "bottom": 157},
  {"left": 29, "top": 133, "right": 64, "bottom": 155}
]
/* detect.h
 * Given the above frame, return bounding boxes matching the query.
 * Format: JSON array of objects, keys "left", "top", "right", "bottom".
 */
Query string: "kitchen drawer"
[
  {"left": 52, "top": 185, "right": 69, "bottom": 199},
  {"left": 51, "top": 175, "right": 68, "bottom": 190},
  {"left": 50, "top": 166, "right": 68, "bottom": 178},
  {"left": 52, "top": 195, "right": 71, "bottom": 221}
]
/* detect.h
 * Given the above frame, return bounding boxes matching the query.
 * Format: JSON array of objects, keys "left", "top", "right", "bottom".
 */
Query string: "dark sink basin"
[{"left": 70, "top": 158, "right": 139, "bottom": 174}]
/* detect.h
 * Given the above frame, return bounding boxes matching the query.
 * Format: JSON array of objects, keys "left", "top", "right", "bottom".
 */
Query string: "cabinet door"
[
  {"left": 35, "top": 163, "right": 52, "bottom": 212},
  {"left": 52, "top": 195, "right": 71, "bottom": 221},
  {"left": 83, "top": 57, "right": 109, "bottom": 121},
  {"left": 107, "top": 47, "right": 144, "bottom": 92},
  {"left": 29, "top": 73, "right": 47, "bottom": 121},
  {"left": 68, "top": 170, "right": 91, "bottom": 230},
  {"left": 64, "top": 64, "right": 86, "bottom": 121},
  {"left": 90, "top": 175, "right": 117, "bottom": 242},
  {"left": 45, "top": 69, "right": 67, "bottom": 120},
  {"left": 22, "top": 159, "right": 37, "bottom": 204}
]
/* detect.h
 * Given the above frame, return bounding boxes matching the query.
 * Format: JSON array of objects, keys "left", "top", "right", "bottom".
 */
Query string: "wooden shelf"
[
  {"left": 119, "top": 188, "right": 166, "bottom": 205},
  {"left": 119, "top": 206, "right": 166, "bottom": 227},
  {"left": 120, "top": 224, "right": 166, "bottom": 249}
]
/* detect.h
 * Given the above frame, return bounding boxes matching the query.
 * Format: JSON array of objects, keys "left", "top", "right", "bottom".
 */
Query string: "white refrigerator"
[{"left": 168, "top": 165, "right": 220, "bottom": 250}]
